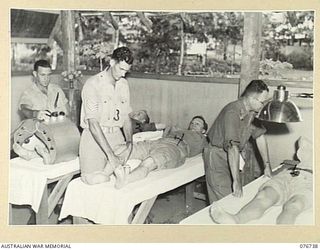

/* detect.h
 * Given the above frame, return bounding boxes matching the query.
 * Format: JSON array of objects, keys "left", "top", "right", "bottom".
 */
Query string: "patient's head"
[
  {"left": 296, "top": 136, "right": 313, "bottom": 169},
  {"left": 130, "top": 110, "right": 150, "bottom": 124},
  {"left": 188, "top": 116, "right": 208, "bottom": 134}
]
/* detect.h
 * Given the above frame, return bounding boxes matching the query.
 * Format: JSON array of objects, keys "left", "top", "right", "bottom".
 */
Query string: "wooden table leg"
[
  {"left": 131, "top": 196, "right": 157, "bottom": 224},
  {"left": 185, "top": 181, "right": 196, "bottom": 215},
  {"left": 48, "top": 175, "right": 74, "bottom": 217},
  {"left": 35, "top": 173, "right": 77, "bottom": 225},
  {"left": 35, "top": 185, "right": 50, "bottom": 224},
  {"left": 9, "top": 204, "right": 13, "bottom": 225}
]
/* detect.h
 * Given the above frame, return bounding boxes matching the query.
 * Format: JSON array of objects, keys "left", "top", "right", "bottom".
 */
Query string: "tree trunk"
[
  {"left": 239, "top": 12, "right": 262, "bottom": 96},
  {"left": 114, "top": 29, "right": 120, "bottom": 49},
  {"left": 231, "top": 43, "right": 236, "bottom": 74}
]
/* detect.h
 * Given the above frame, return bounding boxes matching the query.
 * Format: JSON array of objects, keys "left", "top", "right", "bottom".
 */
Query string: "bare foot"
[
  {"left": 209, "top": 203, "right": 238, "bottom": 224},
  {"left": 114, "top": 166, "right": 128, "bottom": 189}
]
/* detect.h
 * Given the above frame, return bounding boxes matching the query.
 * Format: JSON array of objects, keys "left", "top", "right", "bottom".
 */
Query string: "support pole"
[
  {"left": 61, "top": 11, "right": 77, "bottom": 123},
  {"left": 239, "top": 12, "right": 262, "bottom": 96},
  {"left": 61, "top": 10, "right": 76, "bottom": 72},
  {"left": 178, "top": 13, "right": 186, "bottom": 76}
]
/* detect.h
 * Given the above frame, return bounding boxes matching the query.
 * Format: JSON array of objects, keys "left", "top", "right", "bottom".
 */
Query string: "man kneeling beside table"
[
  {"left": 59, "top": 116, "right": 208, "bottom": 224},
  {"left": 82, "top": 115, "right": 208, "bottom": 187}
]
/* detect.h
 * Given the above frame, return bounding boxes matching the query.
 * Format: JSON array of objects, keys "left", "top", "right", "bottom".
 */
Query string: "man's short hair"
[
  {"left": 191, "top": 115, "right": 208, "bottom": 132},
  {"left": 34, "top": 60, "right": 51, "bottom": 71},
  {"left": 141, "top": 110, "right": 150, "bottom": 123},
  {"left": 111, "top": 47, "right": 134, "bottom": 65},
  {"left": 241, "top": 80, "right": 269, "bottom": 97}
]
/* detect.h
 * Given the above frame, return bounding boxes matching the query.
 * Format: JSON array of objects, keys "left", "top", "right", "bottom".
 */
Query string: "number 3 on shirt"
[{"left": 113, "top": 109, "right": 120, "bottom": 121}]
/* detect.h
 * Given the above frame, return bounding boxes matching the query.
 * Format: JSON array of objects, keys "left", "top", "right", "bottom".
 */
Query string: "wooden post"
[
  {"left": 61, "top": 11, "right": 77, "bottom": 123},
  {"left": 239, "top": 12, "right": 262, "bottom": 96},
  {"left": 104, "top": 12, "right": 120, "bottom": 49},
  {"left": 178, "top": 13, "right": 185, "bottom": 76},
  {"left": 61, "top": 10, "right": 75, "bottom": 72}
]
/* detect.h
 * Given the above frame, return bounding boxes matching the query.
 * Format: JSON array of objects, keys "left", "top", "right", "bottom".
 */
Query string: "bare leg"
[
  {"left": 276, "top": 195, "right": 306, "bottom": 224},
  {"left": 114, "top": 157, "right": 157, "bottom": 189},
  {"left": 210, "top": 204, "right": 239, "bottom": 224},
  {"left": 210, "top": 186, "right": 280, "bottom": 224}
]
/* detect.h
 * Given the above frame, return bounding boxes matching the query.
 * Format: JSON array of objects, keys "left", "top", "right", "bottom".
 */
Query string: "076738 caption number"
[{"left": 300, "top": 244, "right": 319, "bottom": 248}]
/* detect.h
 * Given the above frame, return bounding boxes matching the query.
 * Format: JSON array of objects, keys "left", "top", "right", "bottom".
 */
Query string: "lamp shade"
[{"left": 257, "top": 85, "right": 303, "bottom": 123}]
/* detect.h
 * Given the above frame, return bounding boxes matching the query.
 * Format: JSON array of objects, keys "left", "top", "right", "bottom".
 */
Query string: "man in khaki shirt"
[
  {"left": 19, "top": 60, "right": 69, "bottom": 121},
  {"left": 204, "top": 80, "right": 272, "bottom": 203},
  {"left": 79, "top": 47, "right": 134, "bottom": 185}
]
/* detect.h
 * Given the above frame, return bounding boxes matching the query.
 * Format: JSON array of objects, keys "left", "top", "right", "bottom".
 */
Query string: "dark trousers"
[{"left": 204, "top": 144, "right": 260, "bottom": 203}]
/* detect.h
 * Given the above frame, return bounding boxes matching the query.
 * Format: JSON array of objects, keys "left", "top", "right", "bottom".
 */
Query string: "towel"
[{"left": 132, "top": 130, "right": 164, "bottom": 142}]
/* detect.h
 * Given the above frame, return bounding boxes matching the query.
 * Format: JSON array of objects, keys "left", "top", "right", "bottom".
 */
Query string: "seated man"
[
  {"left": 114, "top": 116, "right": 208, "bottom": 189},
  {"left": 210, "top": 136, "right": 313, "bottom": 224},
  {"left": 19, "top": 59, "right": 69, "bottom": 122},
  {"left": 130, "top": 110, "right": 166, "bottom": 134}
]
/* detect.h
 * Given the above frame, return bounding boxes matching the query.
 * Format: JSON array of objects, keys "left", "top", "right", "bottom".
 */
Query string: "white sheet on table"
[
  {"left": 59, "top": 154, "right": 204, "bottom": 224},
  {"left": 10, "top": 157, "right": 80, "bottom": 213},
  {"left": 180, "top": 172, "right": 314, "bottom": 225}
]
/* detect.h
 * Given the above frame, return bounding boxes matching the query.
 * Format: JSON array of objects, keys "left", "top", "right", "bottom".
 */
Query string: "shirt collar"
[
  {"left": 238, "top": 98, "right": 254, "bottom": 120},
  {"left": 100, "top": 69, "right": 125, "bottom": 86},
  {"left": 31, "top": 82, "right": 50, "bottom": 95}
]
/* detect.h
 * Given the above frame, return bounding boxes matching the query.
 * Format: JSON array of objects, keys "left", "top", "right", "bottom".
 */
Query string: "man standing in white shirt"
[{"left": 79, "top": 46, "right": 134, "bottom": 185}]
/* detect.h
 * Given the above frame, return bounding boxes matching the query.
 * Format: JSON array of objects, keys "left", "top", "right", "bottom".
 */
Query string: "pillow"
[{"left": 132, "top": 130, "right": 163, "bottom": 142}]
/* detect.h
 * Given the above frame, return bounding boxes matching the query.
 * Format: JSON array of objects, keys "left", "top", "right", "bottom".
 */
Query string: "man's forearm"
[
  {"left": 256, "top": 135, "right": 271, "bottom": 166},
  {"left": 123, "top": 116, "right": 133, "bottom": 142},
  {"left": 88, "top": 119, "right": 116, "bottom": 160},
  {"left": 228, "top": 145, "right": 241, "bottom": 184},
  {"left": 256, "top": 135, "right": 272, "bottom": 176}
]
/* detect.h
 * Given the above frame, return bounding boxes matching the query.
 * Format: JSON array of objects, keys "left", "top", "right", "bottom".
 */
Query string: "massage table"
[
  {"left": 9, "top": 157, "right": 80, "bottom": 224},
  {"left": 59, "top": 154, "right": 205, "bottom": 224},
  {"left": 180, "top": 165, "right": 314, "bottom": 225}
]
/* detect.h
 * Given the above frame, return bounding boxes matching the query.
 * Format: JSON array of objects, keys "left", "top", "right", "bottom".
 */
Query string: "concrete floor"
[{"left": 10, "top": 184, "right": 208, "bottom": 225}]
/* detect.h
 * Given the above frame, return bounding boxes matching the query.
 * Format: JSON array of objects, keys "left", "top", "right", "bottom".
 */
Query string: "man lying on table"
[
  {"left": 113, "top": 116, "right": 208, "bottom": 189},
  {"left": 129, "top": 110, "right": 166, "bottom": 134},
  {"left": 210, "top": 136, "right": 313, "bottom": 225}
]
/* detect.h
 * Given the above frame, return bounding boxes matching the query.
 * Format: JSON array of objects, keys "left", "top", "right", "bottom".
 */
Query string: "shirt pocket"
[{"left": 100, "top": 95, "right": 113, "bottom": 124}]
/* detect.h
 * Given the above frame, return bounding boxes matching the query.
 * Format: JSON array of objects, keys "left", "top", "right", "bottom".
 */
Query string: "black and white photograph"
[{"left": 9, "top": 8, "right": 314, "bottom": 230}]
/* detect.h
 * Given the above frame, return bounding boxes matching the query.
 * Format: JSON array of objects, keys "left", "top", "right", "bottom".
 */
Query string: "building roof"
[{"left": 11, "top": 9, "right": 59, "bottom": 43}]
